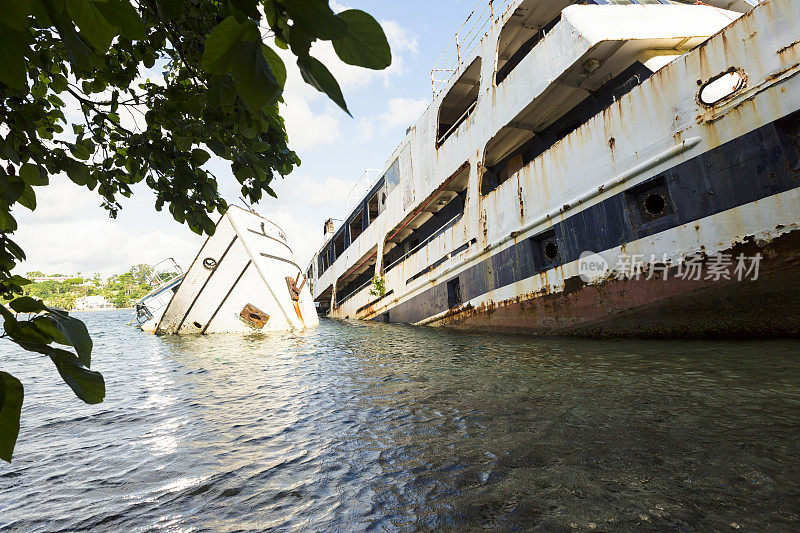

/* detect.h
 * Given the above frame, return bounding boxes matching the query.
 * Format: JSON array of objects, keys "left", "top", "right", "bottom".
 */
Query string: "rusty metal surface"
[
  {"left": 309, "top": 0, "right": 800, "bottom": 337},
  {"left": 435, "top": 228, "right": 800, "bottom": 337},
  {"left": 239, "top": 304, "right": 270, "bottom": 329}
]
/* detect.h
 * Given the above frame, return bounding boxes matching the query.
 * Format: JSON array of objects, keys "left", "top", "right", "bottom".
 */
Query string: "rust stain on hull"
[{"left": 435, "top": 230, "right": 800, "bottom": 338}]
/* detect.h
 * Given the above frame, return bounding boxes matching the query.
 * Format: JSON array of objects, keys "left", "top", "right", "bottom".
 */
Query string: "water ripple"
[{"left": 1, "top": 311, "right": 800, "bottom": 531}]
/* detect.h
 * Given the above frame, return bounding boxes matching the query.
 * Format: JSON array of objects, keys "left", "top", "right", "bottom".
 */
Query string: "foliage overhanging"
[{"left": 0, "top": 0, "right": 391, "bottom": 461}]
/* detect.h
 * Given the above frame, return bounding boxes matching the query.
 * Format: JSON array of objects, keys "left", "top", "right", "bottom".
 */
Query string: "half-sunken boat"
[
  {"left": 139, "top": 206, "right": 318, "bottom": 334},
  {"left": 308, "top": 0, "right": 800, "bottom": 336},
  {"left": 134, "top": 259, "right": 185, "bottom": 332}
]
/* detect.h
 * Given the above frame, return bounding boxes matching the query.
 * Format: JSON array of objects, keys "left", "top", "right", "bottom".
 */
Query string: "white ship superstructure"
[{"left": 309, "top": 0, "right": 800, "bottom": 336}]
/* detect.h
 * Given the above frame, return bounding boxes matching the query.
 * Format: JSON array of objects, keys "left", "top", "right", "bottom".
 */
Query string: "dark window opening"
[
  {"left": 333, "top": 230, "right": 346, "bottom": 258},
  {"left": 317, "top": 244, "right": 332, "bottom": 275},
  {"left": 482, "top": 61, "right": 653, "bottom": 195},
  {"left": 496, "top": 15, "right": 561, "bottom": 85},
  {"left": 447, "top": 277, "right": 462, "bottom": 308},
  {"left": 383, "top": 188, "right": 468, "bottom": 274},
  {"left": 437, "top": 57, "right": 481, "bottom": 147},
  {"left": 336, "top": 263, "right": 376, "bottom": 306},
  {"left": 384, "top": 158, "right": 401, "bottom": 193},
  {"left": 368, "top": 192, "right": 380, "bottom": 224},
  {"left": 530, "top": 229, "right": 562, "bottom": 272},
  {"left": 350, "top": 208, "right": 364, "bottom": 243}
]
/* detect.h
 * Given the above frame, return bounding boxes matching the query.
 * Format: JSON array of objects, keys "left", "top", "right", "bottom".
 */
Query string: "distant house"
[{"left": 73, "top": 295, "right": 115, "bottom": 311}]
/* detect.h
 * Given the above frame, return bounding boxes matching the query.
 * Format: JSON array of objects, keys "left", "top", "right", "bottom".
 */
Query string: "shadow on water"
[{"left": 2, "top": 311, "right": 800, "bottom": 531}]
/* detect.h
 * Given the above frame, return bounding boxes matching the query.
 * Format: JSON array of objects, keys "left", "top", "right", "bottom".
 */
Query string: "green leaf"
[
  {"left": 206, "top": 140, "right": 226, "bottom": 157},
  {"left": 71, "top": 143, "right": 91, "bottom": 161},
  {"left": 0, "top": 27, "right": 29, "bottom": 90},
  {"left": 47, "top": 310, "right": 93, "bottom": 367},
  {"left": 229, "top": 41, "right": 281, "bottom": 113},
  {"left": 56, "top": 18, "right": 94, "bottom": 72},
  {"left": 0, "top": 209, "right": 18, "bottom": 232},
  {"left": 201, "top": 216, "right": 216, "bottom": 236},
  {"left": 190, "top": 149, "right": 211, "bottom": 166},
  {"left": 0, "top": 372, "right": 24, "bottom": 462},
  {"left": 17, "top": 185, "right": 36, "bottom": 210},
  {"left": 201, "top": 16, "right": 260, "bottom": 75},
  {"left": 31, "top": 316, "right": 69, "bottom": 346},
  {"left": 0, "top": 305, "right": 15, "bottom": 323},
  {"left": 262, "top": 44, "right": 286, "bottom": 88},
  {"left": 6, "top": 321, "right": 52, "bottom": 344},
  {"left": 66, "top": 0, "right": 119, "bottom": 53},
  {"left": 0, "top": 0, "right": 33, "bottom": 32},
  {"left": 284, "top": 0, "right": 347, "bottom": 41},
  {"left": 9, "top": 296, "right": 46, "bottom": 313},
  {"left": 297, "top": 54, "right": 350, "bottom": 116},
  {"left": 332, "top": 10, "right": 392, "bottom": 70},
  {"left": 66, "top": 160, "right": 90, "bottom": 185},
  {"left": 8, "top": 275, "right": 31, "bottom": 286},
  {"left": 156, "top": 0, "right": 182, "bottom": 21},
  {"left": 19, "top": 163, "right": 48, "bottom": 186},
  {"left": 95, "top": 0, "right": 146, "bottom": 40},
  {"left": 228, "top": 0, "right": 259, "bottom": 18},
  {"left": 49, "top": 349, "right": 105, "bottom": 404}
]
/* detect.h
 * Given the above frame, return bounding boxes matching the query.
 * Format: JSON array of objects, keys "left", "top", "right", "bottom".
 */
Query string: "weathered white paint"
[
  {"left": 311, "top": 0, "right": 799, "bottom": 325},
  {"left": 156, "top": 206, "right": 318, "bottom": 334}
]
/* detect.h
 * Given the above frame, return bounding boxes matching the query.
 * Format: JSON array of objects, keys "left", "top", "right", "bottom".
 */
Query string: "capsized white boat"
[{"left": 153, "top": 206, "right": 318, "bottom": 334}]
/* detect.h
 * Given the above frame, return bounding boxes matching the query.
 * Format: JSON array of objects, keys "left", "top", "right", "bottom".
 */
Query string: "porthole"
[
  {"left": 203, "top": 257, "right": 217, "bottom": 270},
  {"left": 544, "top": 241, "right": 559, "bottom": 262},
  {"left": 644, "top": 193, "right": 666, "bottom": 216},
  {"left": 698, "top": 69, "right": 746, "bottom": 107}
]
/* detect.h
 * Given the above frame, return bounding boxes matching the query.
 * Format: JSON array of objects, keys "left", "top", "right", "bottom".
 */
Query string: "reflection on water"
[{"left": 1, "top": 311, "right": 800, "bottom": 531}]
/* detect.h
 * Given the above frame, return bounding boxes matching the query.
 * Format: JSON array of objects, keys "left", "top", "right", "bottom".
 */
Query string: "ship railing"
[
  {"left": 337, "top": 277, "right": 375, "bottom": 307},
  {"left": 438, "top": 99, "right": 479, "bottom": 145},
  {"left": 431, "top": 0, "right": 513, "bottom": 96},
  {"left": 144, "top": 258, "right": 183, "bottom": 290},
  {"left": 346, "top": 168, "right": 382, "bottom": 211},
  {"left": 383, "top": 212, "right": 464, "bottom": 275}
]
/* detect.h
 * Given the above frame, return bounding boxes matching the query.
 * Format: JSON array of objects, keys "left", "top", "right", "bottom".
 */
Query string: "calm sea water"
[{"left": 1, "top": 310, "right": 799, "bottom": 531}]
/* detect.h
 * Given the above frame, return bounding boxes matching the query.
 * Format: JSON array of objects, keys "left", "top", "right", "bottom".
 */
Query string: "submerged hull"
[
  {"left": 311, "top": 0, "right": 800, "bottom": 337},
  {"left": 156, "top": 207, "right": 318, "bottom": 334}
]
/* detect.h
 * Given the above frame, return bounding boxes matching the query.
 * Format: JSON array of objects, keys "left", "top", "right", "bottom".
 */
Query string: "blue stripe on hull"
[{"left": 382, "top": 111, "right": 800, "bottom": 325}]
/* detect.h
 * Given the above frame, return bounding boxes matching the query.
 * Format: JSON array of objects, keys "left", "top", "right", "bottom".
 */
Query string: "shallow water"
[{"left": 1, "top": 310, "right": 799, "bottom": 531}]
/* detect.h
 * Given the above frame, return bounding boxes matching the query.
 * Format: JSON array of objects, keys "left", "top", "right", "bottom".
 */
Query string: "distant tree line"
[{"left": 14, "top": 264, "right": 155, "bottom": 310}]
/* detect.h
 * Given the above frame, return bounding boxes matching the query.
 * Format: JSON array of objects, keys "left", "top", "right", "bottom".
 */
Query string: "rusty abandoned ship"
[{"left": 307, "top": 0, "right": 800, "bottom": 336}]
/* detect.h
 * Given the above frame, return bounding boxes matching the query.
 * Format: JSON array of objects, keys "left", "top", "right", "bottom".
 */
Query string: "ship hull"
[
  {"left": 433, "top": 229, "right": 800, "bottom": 338},
  {"left": 312, "top": 0, "right": 800, "bottom": 338},
  {"left": 156, "top": 207, "right": 319, "bottom": 334}
]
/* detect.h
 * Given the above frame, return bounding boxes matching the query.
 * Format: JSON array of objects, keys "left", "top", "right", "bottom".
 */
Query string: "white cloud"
[
  {"left": 12, "top": 176, "right": 203, "bottom": 276},
  {"left": 350, "top": 96, "right": 429, "bottom": 144},
  {"left": 275, "top": 16, "right": 420, "bottom": 150},
  {"left": 379, "top": 97, "right": 429, "bottom": 130},
  {"left": 281, "top": 95, "right": 342, "bottom": 151}
]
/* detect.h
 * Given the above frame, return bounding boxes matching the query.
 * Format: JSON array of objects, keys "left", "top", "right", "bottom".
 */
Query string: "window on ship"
[
  {"left": 495, "top": 0, "right": 570, "bottom": 86},
  {"left": 482, "top": 61, "right": 653, "bottom": 195},
  {"left": 333, "top": 230, "right": 346, "bottom": 259},
  {"left": 349, "top": 207, "right": 364, "bottom": 243},
  {"left": 495, "top": 0, "right": 676, "bottom": 86},
  {"left": 367, "top": 191, "right": 380, "bottom": 225},
  {"left": 382, "top": 163, "right": 470, "bottom": 275},
  {"left": 436, "top": 57, "right": 481, "bottom": 147}
]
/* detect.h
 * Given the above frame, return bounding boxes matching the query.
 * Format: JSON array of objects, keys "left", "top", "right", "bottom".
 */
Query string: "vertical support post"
[
  {"left": 456, "top": 33, "right": 461, "bottom": 65},
  {"left": 490, "top": 0, "right": 494, "bottom": 20}
]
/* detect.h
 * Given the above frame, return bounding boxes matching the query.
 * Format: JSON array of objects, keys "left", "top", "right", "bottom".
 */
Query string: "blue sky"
[{"left": 15, "top": 1, "right": 485, "bottom": 276}]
